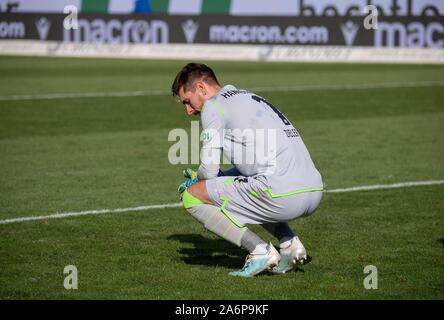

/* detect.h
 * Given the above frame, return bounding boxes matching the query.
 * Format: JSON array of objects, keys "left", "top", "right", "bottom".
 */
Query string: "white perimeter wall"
[{"left": 0, "top": 40, "right": 443, "bottom": 64}]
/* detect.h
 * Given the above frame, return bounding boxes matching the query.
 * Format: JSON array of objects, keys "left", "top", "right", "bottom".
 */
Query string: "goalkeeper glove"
[
  {"left": 178, "top": 168, "right": 198, "bottom": 194},
  {"left": 183, "top": 168, "right": 198, "bottom": 180}
]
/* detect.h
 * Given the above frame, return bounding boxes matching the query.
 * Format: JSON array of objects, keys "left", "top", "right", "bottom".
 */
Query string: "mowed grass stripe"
[
  {"left": 1, "top": 180, "right": 443, "bottom": 225},
  {"left": 1, "top": 80, "right": 444, "bottom": 101}
]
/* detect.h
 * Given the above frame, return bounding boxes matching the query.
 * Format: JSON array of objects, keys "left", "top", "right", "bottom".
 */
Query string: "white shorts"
[{"left": 206, "top": 175, "right": 323, "bottom": 226}]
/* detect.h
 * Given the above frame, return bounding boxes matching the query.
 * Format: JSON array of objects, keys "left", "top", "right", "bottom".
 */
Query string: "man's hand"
[
  {"left": 183, "top": 168, "right": 198, "bottom": 181},
  {"left": 178, "top": 168, "right": 198, "bottom": 194}
]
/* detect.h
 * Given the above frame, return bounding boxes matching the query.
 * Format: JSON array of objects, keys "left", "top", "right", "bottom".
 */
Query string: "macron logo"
[
  {"left": 35, "top": 17, "right": 51, "bottom": 40},
  {"left": 182, "top": 19, "right": 199, "bottom": 44},
  {"left": 341, "top": 20, "right": 359, "bottom": 46}
]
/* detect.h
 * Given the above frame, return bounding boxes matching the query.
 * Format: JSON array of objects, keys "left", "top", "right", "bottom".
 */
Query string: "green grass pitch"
[{"left": 0, "top": 56, "right": 443, "bottom": 299}]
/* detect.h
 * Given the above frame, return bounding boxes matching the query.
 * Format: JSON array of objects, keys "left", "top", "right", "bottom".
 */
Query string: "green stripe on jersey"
[
  {"left": 201, "top": 0, "right": 231, "bottom": 14},
  {"left": 262, "top": 187, "right": 324, "bottom": 198}
]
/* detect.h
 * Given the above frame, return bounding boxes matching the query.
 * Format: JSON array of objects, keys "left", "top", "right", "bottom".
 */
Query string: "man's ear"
[{"left": 195, "top": 80, "right": 205, "bottom": 92}]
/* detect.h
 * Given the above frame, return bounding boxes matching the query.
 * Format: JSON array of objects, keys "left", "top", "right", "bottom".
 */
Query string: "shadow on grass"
[
  {"left": 438, "top": 238, "right": 444, "bottom": 248},
  {"left": 167, "top": 233, "right": 313, "bottom": 273},
  {"left": 168, "top": 233, "right": 246, "bottom": 269}
]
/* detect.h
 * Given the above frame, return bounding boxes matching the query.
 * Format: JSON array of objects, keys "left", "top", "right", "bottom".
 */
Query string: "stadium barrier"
[{"left": 1, "top": 40, "right": 443, "bottom": 64}]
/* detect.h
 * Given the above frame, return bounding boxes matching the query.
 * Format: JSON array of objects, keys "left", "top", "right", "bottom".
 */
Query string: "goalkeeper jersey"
[{"left": 199, "top": 85, "right": 323, "bottom": 194}]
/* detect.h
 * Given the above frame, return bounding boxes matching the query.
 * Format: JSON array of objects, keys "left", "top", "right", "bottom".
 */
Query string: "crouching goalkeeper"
[{"left": 173, "top": 63, "right": 323, "bottom": 277}]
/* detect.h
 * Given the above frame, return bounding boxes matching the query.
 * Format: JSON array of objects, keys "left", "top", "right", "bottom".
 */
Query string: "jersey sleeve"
[
  {"left": 198, "top": 100, "right": 225, "bottom": 180},
  {"left": 201, "top": 100, "right": 225, "bottom": 149}
]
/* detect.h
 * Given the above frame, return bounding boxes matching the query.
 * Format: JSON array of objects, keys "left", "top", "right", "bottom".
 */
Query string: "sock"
[
  {"left": 251, "top": 243, "right": 268, "bottom": 255},
  {"left": 280, "top": 238, "right": 293, "bottom": 249},
  {"left": 241, "top": 229, "right": 267, "bottom": 253},
  {"left": 182, "top": 190, "right": 266, "bottom": 252},
  {"left": 262, "top": 222, "right": 294, "bottom": 248}
]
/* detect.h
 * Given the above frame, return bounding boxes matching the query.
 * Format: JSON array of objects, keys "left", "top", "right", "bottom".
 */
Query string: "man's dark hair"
[{"left": 171, "top": 63, "right": 220, "bottom": 96}]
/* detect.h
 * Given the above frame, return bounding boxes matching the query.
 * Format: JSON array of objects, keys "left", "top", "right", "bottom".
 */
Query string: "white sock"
[
  {"left": 279, "top": 238, "right": 293, "bottom": 249},
  {"left": 251, "top": 243, "right": 268, "bottom": 255}
]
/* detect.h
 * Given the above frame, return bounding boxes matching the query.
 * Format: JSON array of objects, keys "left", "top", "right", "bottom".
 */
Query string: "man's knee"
[
  {"left": 187, "top": 181, "right": 213, "bottom": 205},
  {"left": 182, "top": 188, "right": 204, "bottom": 210}
]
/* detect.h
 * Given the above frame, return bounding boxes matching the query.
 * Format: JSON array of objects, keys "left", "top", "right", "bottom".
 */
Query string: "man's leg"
[
  {"left": 182, "top": 181, "right": 280, "bottom": 277},
  {"left": 260, "top": 190, "right": 323, "bottom": 273},
  {"left": 184, "top": 182, "right": 267, "bottom": 253},
  {"left": 262, "top": 223, "right": 294, "bottom": 248},
  {"left": 262, "top": 223, "right": 307, "bottom": 274},
  {"left": 220, "top": 166, "right": 242, "bottom": 177}
]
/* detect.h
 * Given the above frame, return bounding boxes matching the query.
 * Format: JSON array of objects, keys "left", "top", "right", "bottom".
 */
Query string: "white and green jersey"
[{"left": 198, "top": 85, "right": 323, "bottom": 194}]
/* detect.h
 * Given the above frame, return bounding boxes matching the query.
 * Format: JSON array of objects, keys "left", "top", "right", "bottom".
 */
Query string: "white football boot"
[
  {"left": 272, "top": 236, "right": 307, "bottom": 274},
  {"left": 229, "top": 243, "right": 280, "bottom": 277}
]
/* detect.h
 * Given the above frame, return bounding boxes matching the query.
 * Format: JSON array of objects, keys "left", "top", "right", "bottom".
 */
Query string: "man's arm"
[
  {"left": 197, "top": 148, "right": 221, "bottom": 180},
  {"left": 198, "top": 100, "right": 225, "bottom": 180}
]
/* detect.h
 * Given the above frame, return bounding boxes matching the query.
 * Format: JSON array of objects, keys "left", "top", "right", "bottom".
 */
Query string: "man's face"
[{"left": 178, "top": 82, "right": 206, "bottom": 116}]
